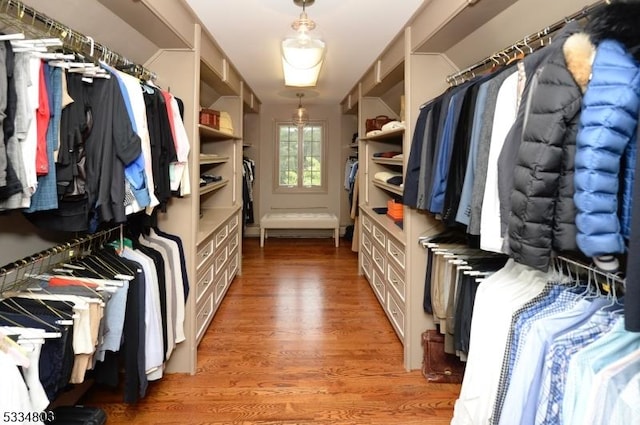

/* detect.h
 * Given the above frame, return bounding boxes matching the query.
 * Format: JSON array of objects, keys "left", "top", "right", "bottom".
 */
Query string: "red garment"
[
  {"left": 161, "top": 90, "right": 178, "bottom": 150},
  {"left": 48, "top": 276, "right": 99, "bottom": 289},
  {"left": 35, "top": 61, "right": 50, "bottom": 176}
]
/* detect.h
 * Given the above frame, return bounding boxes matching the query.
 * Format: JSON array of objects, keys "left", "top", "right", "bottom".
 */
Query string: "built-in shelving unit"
[
  {"left": 341, "top": 0, "right": 594, "bottom": 371},
  {"left": 93, "top": 0, "right": 262, "bottom": 375}
]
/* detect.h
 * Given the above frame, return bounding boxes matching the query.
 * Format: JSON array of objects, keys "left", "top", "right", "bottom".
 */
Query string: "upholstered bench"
[{"left": 260, "top": 212, "right": 340, "bottom": 247}]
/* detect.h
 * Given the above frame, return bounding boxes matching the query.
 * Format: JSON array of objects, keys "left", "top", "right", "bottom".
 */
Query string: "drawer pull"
[
  {"left": 201, "top": 251, "right": 210, "bottom": 258},
  {"left": 200, "top": 310, "right": 210, "bottom": 318},
  {"left": 391, "top": 309, "right": 398, "bottom": 316},
  {"left": 200, "top": 279, "right": 210, "bottom": 286}
]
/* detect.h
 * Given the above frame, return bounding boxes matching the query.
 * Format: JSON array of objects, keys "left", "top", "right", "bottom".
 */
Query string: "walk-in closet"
[{"left": 1, "top": 0, "right": 639, "bottom": 424}]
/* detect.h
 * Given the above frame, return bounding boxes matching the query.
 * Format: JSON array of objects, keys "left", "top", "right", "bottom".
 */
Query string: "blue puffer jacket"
[{"left": 574, "top": 39, "right": 640, "bottom": 257}]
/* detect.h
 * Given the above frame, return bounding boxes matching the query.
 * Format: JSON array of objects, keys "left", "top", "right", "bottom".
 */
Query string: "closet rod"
[
  {"left": 0, "top": 0, "right": 157, "bottom": 81},
  {"left": 0, "top": 225, "right": 124, "bottom": 298},
  {"left": 445, "top": 0, "right": 610, "bottom": 85}
]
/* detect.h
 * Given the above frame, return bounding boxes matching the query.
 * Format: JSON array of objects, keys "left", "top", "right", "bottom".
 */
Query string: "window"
[{"left": 276, "top": 122, "right": 325, "bottom": 192}]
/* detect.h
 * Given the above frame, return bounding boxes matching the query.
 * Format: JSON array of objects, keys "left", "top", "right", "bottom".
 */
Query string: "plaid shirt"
[
  {"left": 490, "top": 284, "right": 579, "bottom": 424},
  {"left": 534, "top": 310, "right": 617, "bottom": 425}
]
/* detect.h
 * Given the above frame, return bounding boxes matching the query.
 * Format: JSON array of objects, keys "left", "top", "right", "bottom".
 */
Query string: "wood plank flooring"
[{"left": 82, "top": 237, "right": 461, "bottom": 424}]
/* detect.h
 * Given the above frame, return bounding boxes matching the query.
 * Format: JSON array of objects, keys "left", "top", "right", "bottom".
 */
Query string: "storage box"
[
  {"left": 386, "top": 199, "right": 403, "bottom": 221},
  {"left": 199, "top": 108, "right": 220, "bottom": 129}
]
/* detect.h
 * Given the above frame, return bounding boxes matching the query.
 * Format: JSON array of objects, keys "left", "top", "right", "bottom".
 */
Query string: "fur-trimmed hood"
[
  {"left": 586, "top": 2, "right": 640, "bottom": 63},
  {"left": 563, "top": 32, "right": 596, "bottom": 93}
]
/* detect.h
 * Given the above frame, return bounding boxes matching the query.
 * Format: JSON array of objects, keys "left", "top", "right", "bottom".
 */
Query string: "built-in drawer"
[
  {"left": 387, "top": 237, "right": 405, "bottom": 270},
  {"left": 195, "top": 292, "right": 214, "bottom": 344},
  {"left": 196, "top": 239, "right": 213, "bottom": 271},
  {"left": 214, "top": 269, "right": 229, "bottom": 305},
  {"left": 227, "top": 213, "right": 239, "bottom": 234},
  {"left": 228, "top": 229, "right": 239, "bottom": 254},
  {"left": 227, "top": 250, "right": 239, "bottom": 280},
  {"left": 214, "top": 245, "right": 228, "bottom": 275},
  {"left": 214, "top": 224, "right": 229, "bottom": 249},
  {"left": 387, "top": 263, "right": 406, "bottom": 304},
  {"left": 362, "top": 232, "right": 372, "bottom": 255},
  {"left": 362, "top": 213, "right": 372, "bottom": 232},
  {"left": 372, "top": 245, "right": 385, "bottom": 275},
  {"left": 195, "top": 264, "right": 214, "bottom": 305},
  {"left": 372, "top": 269, "right": 386, "bottom": 305},
  {"left": 361, "top": 251, "right": 372, "bottom": 281},
  {"left": 372, "top": 224, "right": 386, "bottom": 248},
  {"left": 387, "top": 292, "right": 405, "bottom": 341}
]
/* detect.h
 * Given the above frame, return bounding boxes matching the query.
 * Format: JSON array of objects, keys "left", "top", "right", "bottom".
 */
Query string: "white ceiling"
[{"left": 185, "top": 0, "right": 425, "bottom": 105}]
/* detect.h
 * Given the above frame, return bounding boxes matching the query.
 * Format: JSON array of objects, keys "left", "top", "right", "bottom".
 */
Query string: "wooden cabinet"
[
  {"left": 359, "top": 207, "right": 407, "bottom": 342},
  {"left": 194, "top": 210, "right": 241, "bottom": 344}
]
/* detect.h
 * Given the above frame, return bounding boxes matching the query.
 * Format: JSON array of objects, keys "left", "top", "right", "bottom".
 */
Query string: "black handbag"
[{"left": 46, "top": 406, "right": 107, "bottom": 425}]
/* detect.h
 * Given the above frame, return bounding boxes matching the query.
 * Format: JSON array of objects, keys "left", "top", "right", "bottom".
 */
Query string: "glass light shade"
[
  {"left": 292, "top": 105, "right": 309, "bottom": 126},
  {"left": 282, "top": 57, "right": 323, "bottom": 87},
  {"left": 281, "top": 35, "right": 325, "bottom": 70}
]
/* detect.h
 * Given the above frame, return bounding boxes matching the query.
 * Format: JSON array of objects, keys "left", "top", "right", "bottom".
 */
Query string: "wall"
[{"left": 251, "top": 102, "right": 344, "bottom": 237}]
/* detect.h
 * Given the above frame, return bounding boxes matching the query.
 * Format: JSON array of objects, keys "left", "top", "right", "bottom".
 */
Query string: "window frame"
[{"left": 273, "top": 120, "right": 327, "bottom": 194}]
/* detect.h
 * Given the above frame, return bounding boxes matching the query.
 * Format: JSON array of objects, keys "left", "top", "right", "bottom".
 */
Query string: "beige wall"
[{"left": 252, "top": 102, "right": 348, "bottom": 232}]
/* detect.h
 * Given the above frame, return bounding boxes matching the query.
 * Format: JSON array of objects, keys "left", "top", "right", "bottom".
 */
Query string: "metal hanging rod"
[
  {"left": 446, "top": 0, "right": 611, "bottom": 86},
  {"left": 0, "top": 225, "right": 124, "bottom": 298},
  {"left": 0, "top": 0, "right": 157, "bottom": 81}
]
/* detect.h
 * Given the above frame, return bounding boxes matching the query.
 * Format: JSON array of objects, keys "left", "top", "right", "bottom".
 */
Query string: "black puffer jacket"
[{"left": 508, "top": 34, "right": 590, "bottom": 271}]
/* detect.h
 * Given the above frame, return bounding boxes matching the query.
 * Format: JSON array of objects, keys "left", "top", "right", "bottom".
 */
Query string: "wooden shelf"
[
  {"left": 360, "top": 127, "right": 405, "bottom": 142},
  {"left": 372, "top": 157, "right": 402, "bottom": 166},
  {"left": 199, "top": 178, "right": 229, "bottom": 196},
  {"left": 199, "top": 124, "right": 240, "bottom": 141},
  {"left": 199, "top": 154, "right": 229, "bottom": 166},
  {"left": 373, "top": 179, "right": 403, "bottom": 196}
]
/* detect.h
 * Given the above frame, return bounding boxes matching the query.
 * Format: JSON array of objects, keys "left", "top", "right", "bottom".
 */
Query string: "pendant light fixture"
[
  {"left": 282, "top": 0, "right": 325, "bottom": 87},
  {"left": 292, "top": 93, "right": 309, "bottom": 127}
]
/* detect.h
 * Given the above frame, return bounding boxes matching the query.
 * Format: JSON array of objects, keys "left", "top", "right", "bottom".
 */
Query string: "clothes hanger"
[{"left": 0, "top": 298, "right": 62, "bottom": 331}]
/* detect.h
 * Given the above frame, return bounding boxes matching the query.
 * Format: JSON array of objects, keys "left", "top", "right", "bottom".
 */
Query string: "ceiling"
[{"left": 184, "top": 0, "right": 425, "bottom": 106}]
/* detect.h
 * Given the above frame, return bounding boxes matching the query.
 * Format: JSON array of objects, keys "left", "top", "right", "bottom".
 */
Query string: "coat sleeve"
[{"left": 574, "top": 40, "right": 640, "bottom": 257}]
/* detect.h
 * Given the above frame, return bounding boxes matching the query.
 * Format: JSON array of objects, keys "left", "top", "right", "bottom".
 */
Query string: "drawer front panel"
[
  {"left": 372, "top": 269, "right": 386, "bottom": 305},
  {"left": 362, "top": 232, "right": 372, "bottom": 255},
  {"left": 228, "top": 250, "right": 239, "bottom": 280},
  {"left": 196, "top": 292, "right": 214, "bottom": 344},
  {"left": 214, "top": 245, "right": 228, "bottom": 275},
  {"left": 387, "top": 263, "right": 406, "bottom": 304},
  {"left": 196, "top": 265, "right": 214, "bottom": 305},
  {"left": 227, "top": 213, "right": 239, "bottom": 233},
  {"left": 387, "top": 237, "right": 405, "bottom": 270},
  {"left": 228, "top": 229, "right": 239, "bottom": 254},
  {"left": 372, "top": 224, "right": 386, "bottom": 248},
  {"left": 372, "top": 245, "right": 385, "bottom": 275},
  {"left": 214, "top": 269, "right": 229, "bottom": 305},
  {"left": 362, "top": 213, "right": 372, "bottom": 232},
  {"left": 196, "top": 239, "right": 213, "bottom": 270},
  {"left": 386, "top": 292, "right": 405, "bottom": 340},
  {"left": 215, "top": 224, "right": 229, "bottom": 249},
  {"left": 361, "top": 251, "right": 372, "bottom": 281}
]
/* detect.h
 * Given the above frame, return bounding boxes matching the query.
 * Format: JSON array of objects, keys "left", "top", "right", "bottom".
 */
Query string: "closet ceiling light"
[
  {"left": 282, "top": 0, "right": 325, "bottom": 87},
  {"left": 292, "top": 92, "right": 309, "bottom": 127}
]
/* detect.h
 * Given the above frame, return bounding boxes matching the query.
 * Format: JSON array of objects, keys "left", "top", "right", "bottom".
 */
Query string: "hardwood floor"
[{"left": 83, "top": 237, "right": 461, "bottom": 424}]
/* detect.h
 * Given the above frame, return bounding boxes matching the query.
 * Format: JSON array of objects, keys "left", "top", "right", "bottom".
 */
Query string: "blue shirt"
[{"left": 534, "top": 310, "right": 617, "bottom": 425}]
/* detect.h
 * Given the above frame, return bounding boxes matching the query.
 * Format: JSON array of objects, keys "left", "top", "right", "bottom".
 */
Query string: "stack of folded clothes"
[{"left": 200, "top": 174, "right": 223, "bottom": 187}]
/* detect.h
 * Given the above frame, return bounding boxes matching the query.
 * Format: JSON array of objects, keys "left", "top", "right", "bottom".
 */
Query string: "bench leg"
[
  {"left": 335, "top": 227, "right": 339, "bottom": 247},
  {"left": 260, "top": 228, "right": 265, "bottom": 247}
]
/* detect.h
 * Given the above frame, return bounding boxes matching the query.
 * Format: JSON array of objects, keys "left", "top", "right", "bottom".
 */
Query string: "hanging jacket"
[
  {"left": 574, "top": 5, "right": 640, "bottom": 258},
  {"left": 508, "top": 32, "right": 593, "bottom": 271},
  {"left": 574, "top": 44, "right": 640, "bottom": 256}
]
